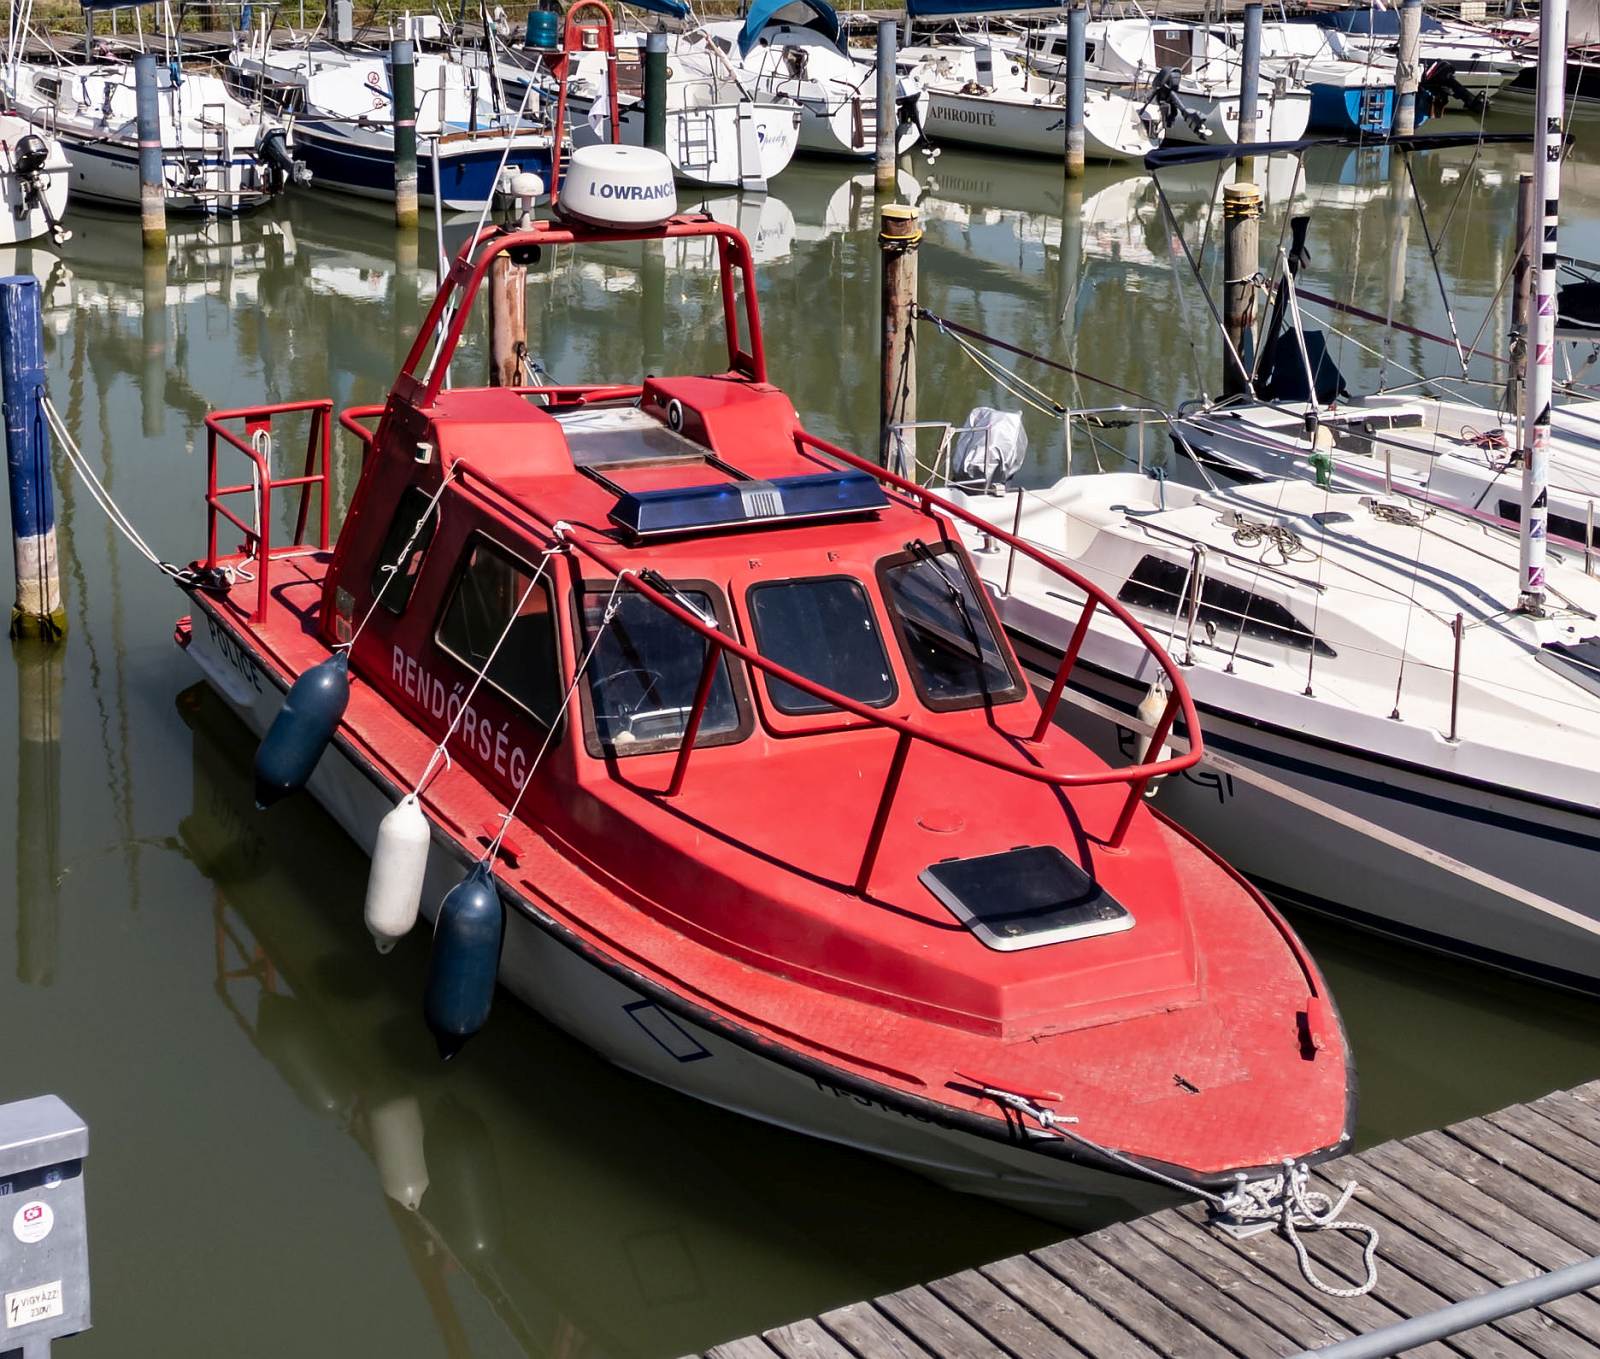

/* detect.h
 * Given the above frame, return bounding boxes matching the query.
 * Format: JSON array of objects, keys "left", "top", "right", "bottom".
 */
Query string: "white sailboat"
[
  {"left": 939, "top": 2, "right": 1600, "bottom": 990},
  {"left": 900, "top": 44, "right": 1165, "bottom": 162},
  {"left": 5, "top": 0, "right": 301, "bottom": 216},
  {"left": 1025, "top": 17, "right": 1312, "bottom": 146}
]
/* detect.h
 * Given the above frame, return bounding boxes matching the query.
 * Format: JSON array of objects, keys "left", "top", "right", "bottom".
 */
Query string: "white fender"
[{"left": 364, "top": 793, "right": 430, "bottom": 953}]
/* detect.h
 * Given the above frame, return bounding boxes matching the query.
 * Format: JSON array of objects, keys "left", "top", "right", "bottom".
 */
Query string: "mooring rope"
[
  {"left": 41, "top": 394, "right": 201, "bottom": 586},
  {"left": 973, "top": 1084, "right": 1380, "bottom": 1298}
]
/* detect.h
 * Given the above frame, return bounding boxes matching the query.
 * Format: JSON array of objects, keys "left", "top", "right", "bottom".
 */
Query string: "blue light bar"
[{"left": 609, "top": 470, "right": 888, "bottom": 539}]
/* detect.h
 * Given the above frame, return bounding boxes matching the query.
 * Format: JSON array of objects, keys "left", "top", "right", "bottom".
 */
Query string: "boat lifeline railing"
[
  {"left": 446, "top": 448, "right": 1204, "bottom": 874},
  {"left": 204, "top": 399, "right": 334, "bottom": 624}
]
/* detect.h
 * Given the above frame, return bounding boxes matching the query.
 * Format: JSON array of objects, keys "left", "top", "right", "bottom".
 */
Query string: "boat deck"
[{"left": 693, "top": 1080, "right": 1600, "bottom": 1359}]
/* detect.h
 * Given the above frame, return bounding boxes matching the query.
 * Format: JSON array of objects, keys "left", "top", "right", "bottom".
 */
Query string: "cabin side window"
[
  {"left": 1117, "top": 554, "right": 1336, "bottom": 656},
  {"left": 578, "top": 582, "right": 749, "bottom": 756},
  {"left": 370, "top": 486, "right": 439, "bottom": 615},
  {"left": 877, "top": 543, "right": 1023, "bottom": 710},
  {"left": 435, "top": 537, "right": 562, "bottom": 724},
  {"left": 747, "top": 576, "right": 897, "bottom": 716}
]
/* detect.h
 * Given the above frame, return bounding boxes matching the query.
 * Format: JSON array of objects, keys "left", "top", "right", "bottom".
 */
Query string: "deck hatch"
[{"left": 919, "top": 847, "right": 1134, "bottom": 952}]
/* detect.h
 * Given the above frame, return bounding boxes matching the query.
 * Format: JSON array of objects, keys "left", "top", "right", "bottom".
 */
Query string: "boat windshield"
[
  {"left": 747, "top": 576, "right": 897, "bottom": 715},
  {"left": 582, "top": 585, "right": 743, "bottom": 753},
  {"left": 878, "top": 543, "right": 1022, "bottom": 710}
]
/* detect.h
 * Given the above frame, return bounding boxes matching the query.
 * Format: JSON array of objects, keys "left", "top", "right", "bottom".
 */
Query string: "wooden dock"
[{"left": 696, "top": 1081, "right": 1600, "bottom": 1359}]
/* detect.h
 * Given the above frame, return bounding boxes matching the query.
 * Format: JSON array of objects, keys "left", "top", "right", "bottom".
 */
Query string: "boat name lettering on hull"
[
  {"left": 204, "top": 612, "right": 263, "bottom": 694},
  {"left": 391, "top": 645, "right": 531, "bottom": 788},
  {"left": 1116, "top": 726, "right": 1234, "bottom": 802},
  {"left": 813, "top": 1077, "right": 933, "bottom": 1123},
  {"left": 933, "top": 107, "right": 996, "bottom": 127}
]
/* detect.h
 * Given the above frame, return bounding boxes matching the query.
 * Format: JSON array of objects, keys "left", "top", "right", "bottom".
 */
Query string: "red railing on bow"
[{"left": 204, "top": 400, "right": 333, "bottom": 624}]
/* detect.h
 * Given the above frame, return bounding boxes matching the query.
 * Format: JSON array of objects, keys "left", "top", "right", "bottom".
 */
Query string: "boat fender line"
[
  {"left": 365, "top": 793, "right": 432, "bottom": 953},
  {"left": 254, "top": 651, "right": 351, "bottom": 807},
  {"left": 364, "top": 527, "right": 568, "bottom": 953},
  {"left": 39, "top": 394, "right": 206, "bottom": 587},
  {"left": 971, "top": 1081, "right": 1378, "bottom": 1298},
  {"left": 1063, "top": 680, "right": 1600, "bottom": 938}
]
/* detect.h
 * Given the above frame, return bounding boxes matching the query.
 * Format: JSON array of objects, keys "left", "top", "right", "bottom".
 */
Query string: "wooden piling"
[
  {"left": 644, "top": 32, "right": 669, "bottom": 154},
  {"left": 874, "top": 20, "right": 898, "bottom": 193},
  {"left": 0, "top": 277, "right": 65, "bottom": 640},
  {"left": 1223, "top": 182, "right": 1261, "bottom": 398},
  {"left": 487, "top": 254, "right": 527, "bottom": 388},
  {"left": 392, "top": 38, "right": 419, "bottom": 230},
  {"left": 1394, "top": 0, "right": 1423, "bottom": 136},
  {"left": 133, "top": 53, "right": 166, "bottom": 252},
  {"left": 879, "top": 205, "right": 920, "bottom": 472},
  {"left": 1064, "top": 4, "right": 1087, "bottom": 181}
]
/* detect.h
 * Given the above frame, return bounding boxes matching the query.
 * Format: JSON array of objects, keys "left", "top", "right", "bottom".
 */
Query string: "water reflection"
[
  {"left": 13, "top": 642, "right": 63, "bottom": 986},
  {"left": 177, "top": 684, "right": 1050, "bottom": 1359}
]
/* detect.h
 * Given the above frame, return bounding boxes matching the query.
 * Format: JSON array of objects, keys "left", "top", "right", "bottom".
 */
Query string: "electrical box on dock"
[{"left": 0, "top": 1096, "right": 89, "bottom": 1354}]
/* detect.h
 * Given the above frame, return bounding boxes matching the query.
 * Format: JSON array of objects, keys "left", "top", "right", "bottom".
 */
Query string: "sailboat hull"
[
  {"left": 922, "top": 84, "right": 1158, "bottom": 161},
  {"left": 1000, "top": 631, "right": 1600, "bottom": 994},
  {"left": 295, "top": 122, "right": 553, "bottom": 211}
]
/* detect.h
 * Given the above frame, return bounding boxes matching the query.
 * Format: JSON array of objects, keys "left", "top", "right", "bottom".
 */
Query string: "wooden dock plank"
[
  {"left": 1031, "top": 1237, "right": 1235, "bottom": 1358},
  {"left": 1440, "top": 1119, "right": 1600, "bottom": 1240},
  {"left": 1126, "top": 1213, "right": 1348, "bottom": 1352},
  {"left": 699, "top": 1085, "right": 1600, "bottom": 1359},
  {"left": 707, "top": 1338, "right": 782, "bottom": 1359},
  {"left": 1304, "top": 1164, "right": 1563, "bottom": 1359},
  {"left": 1526, "top": 1091, "right": 1600, "bottom": 1156},
  {"left": 1083, "top": 1220, "right": 1302, "bottom": 1356},
  {"left": 816, "top": 1302, "right": 933, "bottom": 1359},
  {"left": 1164, "top": 1201, "right": 1451, "bottom": 1356},
  {"left": 1485, "top": 1105, "right": 1600, "bottom": 1186},
  {"left": 762, "top": 1319, "right": 857, "bottom": 1359},
  {"left": 1406, "top": 1129, "right": 1600, "bottom": 1258},
  {"left": 871, "top": 1285, "right": 1010, "bottom": 1359},
  {"left": 980, "top": 1254, "right": 1162, "bottom": 1359},
  {"left": 1351, "top": 1148, "right": 1600, "bottom": 1353},
  {"left": 925, "top": 1268, "right": 1092, "bottom": 1359}
]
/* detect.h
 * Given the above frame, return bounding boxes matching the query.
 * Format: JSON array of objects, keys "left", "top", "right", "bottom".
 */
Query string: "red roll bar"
[{"left": 389, "top": 217, "right": 767, "bottom": 414}]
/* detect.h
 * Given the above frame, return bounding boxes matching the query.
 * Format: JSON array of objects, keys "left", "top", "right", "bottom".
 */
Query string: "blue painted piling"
[
  {"left": 1064, "top": 4, "right": 1086, "bottom": 180},
  {"left": 875, "top": 20, "right": 898, "bottom": 192},
  {"left": 134, "top": 53, "right": 166, "bottom": 251},
  {"left": 1, "top": 276, "right": 65, "bottom": 640}
]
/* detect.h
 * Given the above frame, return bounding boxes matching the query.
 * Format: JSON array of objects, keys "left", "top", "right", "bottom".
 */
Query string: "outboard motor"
[
  {"left": 1418, "top": 60, "right": 1488, "bottom": 117},
  {"left": 12, "top": 135, "right": 69, "bottom": 244},
  {"left": 1146, "top": 66, "right": 1208, "bottom": 138},
  {"left": 258, "top": 128, "right": 311, "bottom": 190}
]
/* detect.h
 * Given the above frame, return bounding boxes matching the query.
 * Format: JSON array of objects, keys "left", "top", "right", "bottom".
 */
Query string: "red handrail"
[
  {"left": 204, "top": 400, "right": 334, "bottom": 624},
  {"left": 447, "top": 454, "right": 1202, "bottom": 867}
]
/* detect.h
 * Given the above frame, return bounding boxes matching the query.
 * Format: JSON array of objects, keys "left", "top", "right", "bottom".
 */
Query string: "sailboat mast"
[{"left": 1518, "top": 0, "right": 1568, "bottom": 613}]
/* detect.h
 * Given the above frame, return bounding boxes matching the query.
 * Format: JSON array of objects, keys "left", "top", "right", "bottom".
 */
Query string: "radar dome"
[{"left": 557, "top": 145, "right": 677, "bottom": 228}]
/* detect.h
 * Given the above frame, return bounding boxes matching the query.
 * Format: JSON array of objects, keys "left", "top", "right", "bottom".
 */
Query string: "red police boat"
[{"left": 177, "top": 147, "right": 1352, "bottom": 1214}]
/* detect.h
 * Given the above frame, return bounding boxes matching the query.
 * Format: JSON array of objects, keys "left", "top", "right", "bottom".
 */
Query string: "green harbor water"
[{"left": 3, "top": 100, "right": 1600, "bottom": 1357}]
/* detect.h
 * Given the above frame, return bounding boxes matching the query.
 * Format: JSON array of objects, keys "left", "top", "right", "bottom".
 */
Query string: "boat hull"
[
  {"left": 999, "top": 626, "right": 1600, "bottom": 994},
  {"left": 295, "top": 121, "right": 553, "bottom": 211},
  {"left": 48, "top": 131, "right": 271, "bottom": 216},
  {"left": 570, "top": 97, "right": 799, "bottom": 189},
  {"left": 182, "top": 601, "right": 1195, "bottom": 1219},
  {"left": 922, "top": 84, "right": 1157, "bottom": 161},
  {"left": 0, "top": 126, "right": 68, "bottom": 243},
  {"left": 1155, "top": 84, "right": 1312, "bottom": 145}
]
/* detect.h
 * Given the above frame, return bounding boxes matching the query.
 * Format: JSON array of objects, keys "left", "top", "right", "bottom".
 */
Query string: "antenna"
[{"left": 1518, "top": 0, "right": 1566, "bottom": 614}]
